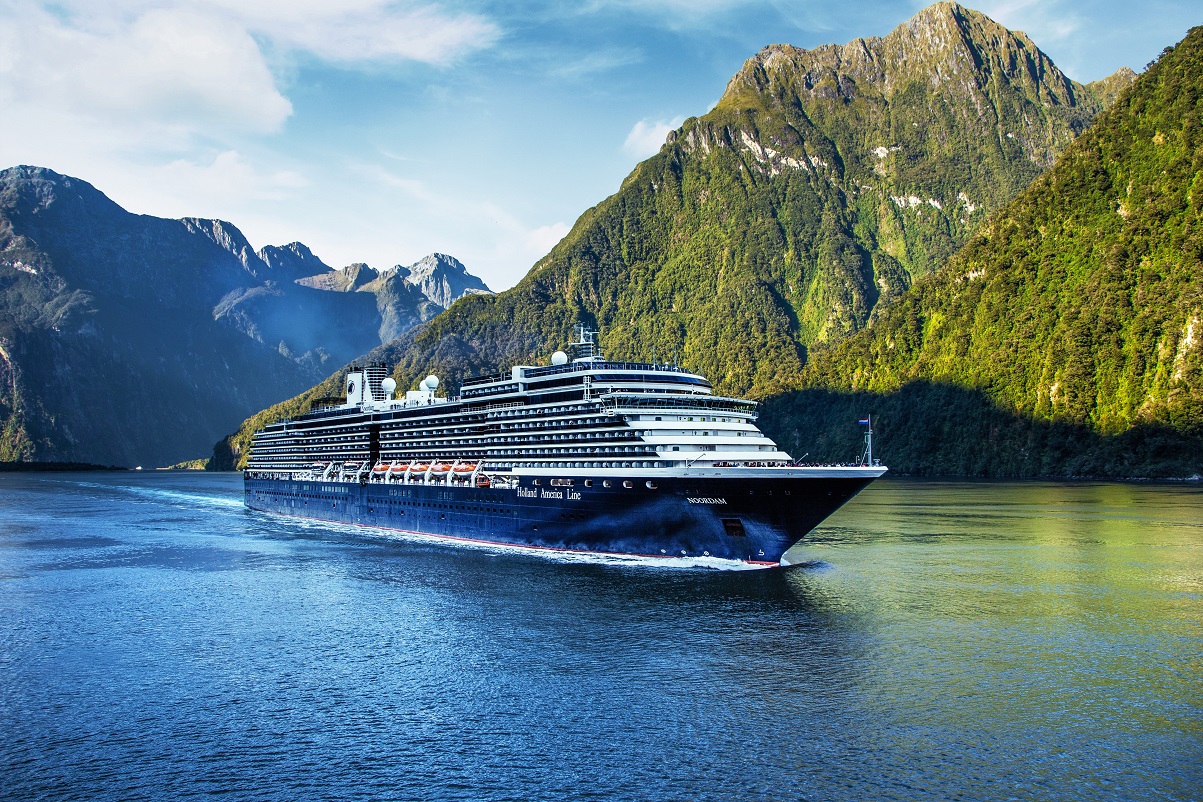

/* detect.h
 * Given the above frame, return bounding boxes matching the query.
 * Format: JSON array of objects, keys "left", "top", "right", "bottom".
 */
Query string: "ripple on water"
[{"left": 0, "top": 473, "right": 1200, "bottom": 801}]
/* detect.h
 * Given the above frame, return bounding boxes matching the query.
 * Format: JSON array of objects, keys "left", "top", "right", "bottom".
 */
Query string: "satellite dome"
[
  {"left": 551, "top": 350, "right": 568, "bottom": 366},
  {"left": 423, "top": 374, "right": 440, "bottom": 390},
  {"left": 381, "top": 377, "right": 397, "bottom": 394}
]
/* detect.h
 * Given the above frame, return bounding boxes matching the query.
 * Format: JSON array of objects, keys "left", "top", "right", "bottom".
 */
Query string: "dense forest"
[{"left": 792, "top": 25, "right": 1203, "bottom": 476}]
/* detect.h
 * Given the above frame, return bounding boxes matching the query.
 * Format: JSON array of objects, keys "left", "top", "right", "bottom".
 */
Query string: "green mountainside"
[
  {"left": 390, "top": 2, "right": 1124, "bottom": 396},
  {"left": 779, "top": 27, "right": 1203, "bottom": 477},
  {"left": 212, "top": 2, "right": 1131, "bottom": 470}
]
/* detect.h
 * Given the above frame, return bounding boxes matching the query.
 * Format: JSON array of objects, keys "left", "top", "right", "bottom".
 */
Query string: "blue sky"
[{"left": 0, "top": 1, "right": 1197, "bottom": 291}]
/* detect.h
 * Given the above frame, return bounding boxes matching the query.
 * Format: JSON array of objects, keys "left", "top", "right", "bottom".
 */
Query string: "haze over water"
[{"left": 1, "top": 473, "right": 1199, "bottom": 801}]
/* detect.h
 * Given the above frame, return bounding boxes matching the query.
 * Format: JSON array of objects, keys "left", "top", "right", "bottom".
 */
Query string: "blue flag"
[{"left": 858, "top": 418, "right": 870, "bottom": 425}]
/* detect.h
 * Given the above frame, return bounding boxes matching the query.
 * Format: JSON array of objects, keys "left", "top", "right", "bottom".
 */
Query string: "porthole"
[
  {"left": 603, "top": 480, "right": 612, "bottom": 488},
  {"left": 623, "top": 480, "right": 633, "bottom": 489},
  {"left": 584, "top": 480, "right": 593, "bottom": 488},
  {"left": 646, "top": 481, "right": 657, "bottom": 489}
]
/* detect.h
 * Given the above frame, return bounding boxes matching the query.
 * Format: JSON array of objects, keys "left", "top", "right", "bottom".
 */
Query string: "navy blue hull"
[{"left": 245, "top": 472, "right": 876, "bottom": 565}]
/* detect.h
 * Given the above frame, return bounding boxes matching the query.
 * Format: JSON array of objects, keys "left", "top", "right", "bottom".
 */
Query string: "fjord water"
[{"left": 1, "top": 474, "right": 1199, "bottom": 801}]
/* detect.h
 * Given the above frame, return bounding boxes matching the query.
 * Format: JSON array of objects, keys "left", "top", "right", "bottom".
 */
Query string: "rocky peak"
[
  {"left": 178, "top": 218, "right": 260, "bottom": 273},
  {"left": 394, "top": 252, "right": 492, "bottom": 309},
  {"left": 721, "top": 2, "right": 1080, "bottom": 109},
  {"left": 1087, "top": 66, "right": 1139, "bottom": 107},
  {"left": 341, "top": 262, "right": 379, "bottom": 291},
  {"left": 258, "top": 241, "right": 333, "bottom": 279},
  {"left": 0, "top": 165, "right": 126, "bottom": 224}
]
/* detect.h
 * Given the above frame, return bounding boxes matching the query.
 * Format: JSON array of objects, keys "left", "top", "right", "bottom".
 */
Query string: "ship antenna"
[{"left": 858, "top": 415, "right": 874, "bottom": 466}]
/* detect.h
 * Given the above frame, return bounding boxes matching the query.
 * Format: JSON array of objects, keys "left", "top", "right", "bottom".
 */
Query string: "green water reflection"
[{"left": 783, "top": 479, "right": 1202, "bottom": 794}]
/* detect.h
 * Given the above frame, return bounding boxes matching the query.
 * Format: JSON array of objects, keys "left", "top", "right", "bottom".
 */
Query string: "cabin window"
[
  {"left": 645, "top": 481, "right": 657, "bottom": 489},
  {"left": 603, "top": 480, "right": 612, "bottom": 488},
  {"left": 584, "top": 480, "right": 593, "bottom": 488},
  {"left": 533, "top": 479, "right": 542, "bottom": 486},
  {"left": 623, "top": 480, "right": 633, "bottom": 488}
]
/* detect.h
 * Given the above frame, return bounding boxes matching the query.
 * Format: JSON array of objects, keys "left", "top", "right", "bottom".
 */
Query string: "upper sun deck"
[
  {"left": 460, "top": 360, "right": 711, "bottom": 401},
  {"left": 462, "top": 359, "right": 697, "bottom": 387}
]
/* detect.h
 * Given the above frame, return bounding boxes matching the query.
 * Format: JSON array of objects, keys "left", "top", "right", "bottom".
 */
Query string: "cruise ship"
[{"left": 244, "top": 326, "right": 886, "bottom": 566}]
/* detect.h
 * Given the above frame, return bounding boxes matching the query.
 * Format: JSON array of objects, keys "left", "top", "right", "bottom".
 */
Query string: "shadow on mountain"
[{"left": 758, "top": 381, "right": 1203, "bottom": 479}]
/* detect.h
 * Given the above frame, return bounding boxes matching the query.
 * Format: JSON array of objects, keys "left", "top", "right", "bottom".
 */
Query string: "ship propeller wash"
[{"left": 244, "top": 326, "right": 886, "bottom": 566}]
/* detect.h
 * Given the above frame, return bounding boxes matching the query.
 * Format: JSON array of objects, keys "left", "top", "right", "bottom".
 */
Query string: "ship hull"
[{"left": 244, "top": 471, "right": 880, "bottom": 566}]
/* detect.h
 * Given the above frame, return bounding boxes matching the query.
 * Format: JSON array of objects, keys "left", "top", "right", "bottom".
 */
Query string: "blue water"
[{"left": 1, "top": 473, "right": 1200, "bottom": 801}]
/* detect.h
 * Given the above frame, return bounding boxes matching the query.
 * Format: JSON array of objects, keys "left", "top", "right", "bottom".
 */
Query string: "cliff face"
[
  {"left": 0, "top": 167, "right": 489, "bottom": 466},
  {"left": 396, "top": 253, "right": 493, "bottom": 310},
  {"left": 214, "top": 2, "right": 1132, "bottom": 470}
]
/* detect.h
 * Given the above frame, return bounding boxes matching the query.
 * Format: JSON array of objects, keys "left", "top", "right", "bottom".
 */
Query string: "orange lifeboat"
[
  {"left": 372, "top": 462, "right": 390, "bottom": 475},
  {"left": 452, "top": 462, "right": 477, "bottom": 473},
  {"left": 389, "top": 463, "right": 409, "bottom": 473},
  {"left": 410, "top": 463, "right": 430, "bottom": 473},
  {"left": 429, "top": 462, "right": 450, "bottom": 476}
]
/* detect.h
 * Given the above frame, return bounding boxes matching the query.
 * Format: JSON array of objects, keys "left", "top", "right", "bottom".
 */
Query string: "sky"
[{"left": 0, "top": 1, "right": 1197, "bottom": 291}]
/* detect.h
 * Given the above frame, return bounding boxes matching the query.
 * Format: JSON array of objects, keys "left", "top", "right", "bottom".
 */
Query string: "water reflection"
[{"left": 1, "top": 472, "right": 1200, "bottom": 801}]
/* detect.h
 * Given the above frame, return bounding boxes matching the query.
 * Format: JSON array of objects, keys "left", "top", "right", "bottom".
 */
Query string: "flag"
[{"left": 858, "top": 418, "right": 870, "bottom": 425}]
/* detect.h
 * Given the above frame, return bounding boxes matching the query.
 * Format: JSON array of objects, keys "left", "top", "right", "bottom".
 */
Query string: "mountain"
[
  {"left": 0, "top": 167, "right": 489, "bottom": 466},
  {"left": 212, "top": 2, "right": 1131, "bottom": 470},
  {"left": 331, "top": 3, "right": 1129, "bottom": 396},
  {"left": 775, "top": 26, "right": 1203, "bottom": 477},
  {"left": 395, "top": 253, "right": 493, "bottom": 309}
]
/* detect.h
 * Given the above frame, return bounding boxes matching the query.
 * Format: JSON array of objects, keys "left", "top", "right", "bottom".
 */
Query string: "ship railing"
[
  {"left": 520, "top": 360, "right": 690, "bottom": 381},
  {"left": 600, "top": 393, "right": 758, "bottom": 415}
]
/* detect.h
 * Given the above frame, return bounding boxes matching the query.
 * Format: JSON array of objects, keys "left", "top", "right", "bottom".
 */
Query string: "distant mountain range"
[
  {"left": 215, "top": 2, "right": 1159, "bottom": 475},
  {"left": 0, "top": 167, "right": 490, "bottom": 466}
]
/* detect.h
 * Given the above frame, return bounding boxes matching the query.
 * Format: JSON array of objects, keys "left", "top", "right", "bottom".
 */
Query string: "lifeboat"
[
  {"left": 389, "top": 462, "right": 409, "bottom": 473},
  {"left": 372, "top": 462, "right": 390, "bottom": 475},
  {"left": 343, "top": 461, "right": 360, "bottom": 469},
  {"left": 429, "top": 462, "right": 450, "bottom": 476},
  {"left": 452, "top": 463, "right": 478, "bottom": 473},
  {"left": 475, "top": 475, "right": 492, "bottom": 488},
  {"left": 410, "top": 463, "right": 430, "bottom": 473}
]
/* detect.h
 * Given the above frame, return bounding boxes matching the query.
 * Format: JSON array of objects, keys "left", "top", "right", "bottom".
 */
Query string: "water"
[{"left": 1, "top": 473, "right": 1199, "bottom": 801}]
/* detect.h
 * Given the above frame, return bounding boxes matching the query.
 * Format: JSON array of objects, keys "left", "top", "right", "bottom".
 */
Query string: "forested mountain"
[
  {"left": 212, "top": 2, "right": 1134, "bottom": 470},
  {"left": 771, "top": 26, "right": 1203, "bottom": 477},
  {"left": 378, "top": 2, "right": 1129, "bottom": 397},
  {"left": 0, "top": 168, "right": 488, "bottom": 466}
]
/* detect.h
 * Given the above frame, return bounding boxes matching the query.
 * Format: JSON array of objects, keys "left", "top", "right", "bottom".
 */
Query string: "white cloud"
[
  {"left": 623, "top": 116, "right": 686, "bottom": 159},
  {"left": 0, "top": 4, "right": 292, "bottom": 138},
  {"left": 0, "top": 1, "right": 500, "bottom": 167},
  {"left": 246, "top": 4, "right": 501, "bottom": 65},
  {"left": 157, "top": 151, "right": 308, "bottom": 206}
]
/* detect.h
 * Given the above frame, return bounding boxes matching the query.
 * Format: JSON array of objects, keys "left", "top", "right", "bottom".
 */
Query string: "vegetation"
[
  {"left": 210, "top": 371, "right": 345, "bottom": 471},
  {"left": 794, "top": 27, "right": 1203, "bottom": 475},
  {"left": 357, "top": 3, "right": 1118, "bottom": 403},
  {"left": 166, "top": 458, "right": 210, "bottom": 470},
  {"left": 214, "top": 3, "right": 1158, "bottom": 475}
]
